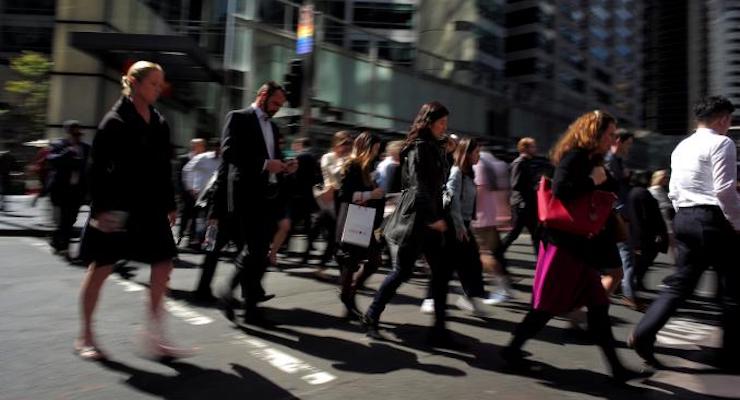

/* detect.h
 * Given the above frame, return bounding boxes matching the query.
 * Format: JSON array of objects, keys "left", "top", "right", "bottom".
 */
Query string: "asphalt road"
[{"left": 0, "top": 234, "right": 738, "bottom": 400}]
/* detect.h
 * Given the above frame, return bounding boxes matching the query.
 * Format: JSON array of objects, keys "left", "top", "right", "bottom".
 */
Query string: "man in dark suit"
[
  {"left": 496, "top": 137, "right": 540, "bottom": 260},
  {"left": 215, "top": 81, "right": 297, "bottom": 324},
  {"left": 47, "top": 120, "right": 91, "bottom": 260}
]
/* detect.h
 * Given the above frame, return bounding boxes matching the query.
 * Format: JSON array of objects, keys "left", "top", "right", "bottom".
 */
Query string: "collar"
[
  {"left": 251, "top": 103, "right": 270, "bottom": 121},
  {"left": 695, "top": 127, "right": 718, "bottom": 135}
]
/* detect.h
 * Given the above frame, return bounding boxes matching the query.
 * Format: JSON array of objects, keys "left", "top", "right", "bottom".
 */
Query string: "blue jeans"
[{"left": 618, "top": 241, "right": 636, "bottom": 298}]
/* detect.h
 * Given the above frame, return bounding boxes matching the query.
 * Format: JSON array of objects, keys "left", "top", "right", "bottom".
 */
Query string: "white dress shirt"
[
  {"left": 252, "top": 103, "right": 275, "bottom": 160},
  {"left": 668, "top": 127, "right": 740, "bottom": 230},
  {"left": 182, "top": 151, "right": 220, "bottom": 195}
]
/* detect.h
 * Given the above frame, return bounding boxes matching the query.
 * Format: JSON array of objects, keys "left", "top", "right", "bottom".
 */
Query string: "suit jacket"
[
  {"left": 509, "top": 155, "right": 536, "bottom": 208},
  {"left": 628, "top": 186, "right": 668, "bottom": 252},
  {"left": 214, "top": 106, "right": 284, "bottom": 220},
  {"left": 46, "top": 137, "right": 91, "bottom": 202}
]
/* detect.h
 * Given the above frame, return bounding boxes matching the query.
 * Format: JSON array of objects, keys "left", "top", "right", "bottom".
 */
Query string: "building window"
[
  {"left": 506, "top": 7, "right": 540, "bottom": 28},
  {"left": 506, "top": 32, "right": 552, "bottom": 53},
  {"left": 2, "top": 0, "right": 55, "bottom": 15},
  {"left": 593, "top": 67, "right": 612, "bottom": 85},
  {"left": 0, "top": 26, "right": 53, "bottom": 53},
  {"left": 353, "top": 2, "right": 414, "bottom": 30},
  {"left": 476, "top": 0, "right": 504, "bottom": 25},
  {"left": 558, "top": 71, "right": 585, "bottom": 92},
  {"left": 594, "top": 88, "right": 612, "bottom": 105},
  {"left": 478, "top": 34, "right": 502, "bottom": 58}
]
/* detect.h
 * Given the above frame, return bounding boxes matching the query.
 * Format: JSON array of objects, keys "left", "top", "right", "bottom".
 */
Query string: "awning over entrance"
[{"left": 69, "top": 32, "right": 223, "bottom": 83}]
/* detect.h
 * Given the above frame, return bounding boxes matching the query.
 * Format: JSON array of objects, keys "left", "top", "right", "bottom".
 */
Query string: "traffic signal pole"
[{"left": 297, "top": 1, "right": 315, "bottom": 139}]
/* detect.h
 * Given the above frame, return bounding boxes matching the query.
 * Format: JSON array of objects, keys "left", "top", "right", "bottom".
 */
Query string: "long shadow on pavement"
[
  {"left": 98, "top": 359, "right": 299, "bottom": 400},
  {"left": 236, "top": 308, "right": 466, "bottom": 377}
]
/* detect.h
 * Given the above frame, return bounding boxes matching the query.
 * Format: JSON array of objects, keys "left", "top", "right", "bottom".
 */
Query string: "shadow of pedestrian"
[
  {"left": 98, "top": 359, "right": 299, "bottom": 399},
  {"left": 236, "top": 308, "right": 465, "bottom": 377}
]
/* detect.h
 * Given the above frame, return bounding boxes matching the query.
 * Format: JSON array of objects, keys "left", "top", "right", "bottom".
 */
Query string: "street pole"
[{"left": 297, "top": 1, "right": 315, "bottom": 139}]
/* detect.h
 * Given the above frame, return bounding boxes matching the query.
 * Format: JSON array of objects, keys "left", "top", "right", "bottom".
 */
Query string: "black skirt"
[{"left": 78, "top": 211, "right": 177, "bottom": 266}]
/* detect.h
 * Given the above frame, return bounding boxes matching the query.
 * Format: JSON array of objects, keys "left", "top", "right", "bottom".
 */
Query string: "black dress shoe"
[
  {"left": 611, "top": 367, "right": 654, "bottom": 383},
  {"left": 362, "top": 314, "right": 385, "bottom": 340},
  {"left": 219, "top": 297, "right": 239, "bottom": 322},
  {"left": 627, "top": 333, "right": 665, "bottom": 369},
  {"left": 256, "top": 294, "right": 276, "bottom": 304}
]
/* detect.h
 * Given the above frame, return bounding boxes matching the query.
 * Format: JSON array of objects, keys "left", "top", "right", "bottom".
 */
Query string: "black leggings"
[{"left": 508, "top": 305, "right": 625, "bottom": 372}]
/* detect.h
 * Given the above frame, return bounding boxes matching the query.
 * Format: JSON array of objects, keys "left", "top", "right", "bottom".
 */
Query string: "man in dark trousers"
[
  {"left": 626, "top": 171, "right": 668, "bottom": 292},
  {"left": 287, "top": 137, "right": 321, "bottom": 238},
  {"left": 496, "top": 137, "right": 539, "bottom": 261},
  {"left": 630, "top": 96, "right": 740, "bottom": 372},
  {"left": 47, "top": 120, "right": 91, "bottom": 260},
  {"left": 215, "top": 81, "right": 297, "bottom": 324}
]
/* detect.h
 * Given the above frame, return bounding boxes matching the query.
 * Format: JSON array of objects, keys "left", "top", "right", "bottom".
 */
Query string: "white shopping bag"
[{"left": 340, "top": 203, "right": 377, "bottom": 248}]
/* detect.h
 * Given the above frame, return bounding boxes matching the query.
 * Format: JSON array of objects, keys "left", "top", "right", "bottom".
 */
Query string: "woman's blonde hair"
[
  {"left": 550, "top": 110, "right": 616, "bottom": 165},
  {"left": 344, "top": 131, "right": 381, "bottom": 186},
  {"left": 121, "top": 61, "right": 163, "bottom": 96}
]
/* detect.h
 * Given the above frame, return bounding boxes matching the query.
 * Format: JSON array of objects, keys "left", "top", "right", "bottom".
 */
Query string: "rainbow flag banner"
[{"left": 297, "top": 4, "right": 314, "bottom": 55}]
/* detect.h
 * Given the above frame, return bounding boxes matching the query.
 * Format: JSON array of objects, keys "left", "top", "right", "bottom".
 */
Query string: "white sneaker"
[
  {"left": 457, "top": 296, "right": 490, "bottom": 317},
  {"left": 420, "top": 298, "right": 434, "bottom": 314},
  {"left": 482, "top": 290, "right": 512, "bottom": 306}
]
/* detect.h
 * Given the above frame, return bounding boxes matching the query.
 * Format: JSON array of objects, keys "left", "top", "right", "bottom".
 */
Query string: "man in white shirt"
[
  {"left": 182, "top": 142, "right": 221, "bottom": 199},
  {"left": 630, "top": 96, "right": 740, "bottom": 371}
]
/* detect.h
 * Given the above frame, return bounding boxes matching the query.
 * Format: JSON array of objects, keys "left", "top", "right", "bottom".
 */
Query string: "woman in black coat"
[
  {"left": 501, "top": 110, "right": 647, "bottom": 382},
  {"left": 75, "top": 61, "right": 186, "bottom": 360},
  {"left": 363, "top": 101, "right": 455, "bottom": 347},
  {"left": 335, "top": 132, "right": 385, "bottom": 319}
]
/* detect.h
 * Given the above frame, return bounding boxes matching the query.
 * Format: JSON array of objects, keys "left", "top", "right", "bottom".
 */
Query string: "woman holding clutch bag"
[
  {"left": 335, "top": 132, "right": 384, "bottom": 319},
  {"left": 501, "top": 110, "right": 648, "bottom": 382},
  {"left": 75, "top": 61, "right": 188, "bottom": 360},
  {"left": 363, "top": 101, "right": 456, "bottom": 348}
]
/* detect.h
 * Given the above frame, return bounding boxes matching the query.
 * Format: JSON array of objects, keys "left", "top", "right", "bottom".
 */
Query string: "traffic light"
[{"left": 284, "top": 59, "right": 304, "bottom": 108}]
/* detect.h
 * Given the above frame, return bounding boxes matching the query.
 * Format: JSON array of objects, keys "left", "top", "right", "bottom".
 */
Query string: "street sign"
[{"left": 296, "top": 4, "right": 314, "bottom": 55}]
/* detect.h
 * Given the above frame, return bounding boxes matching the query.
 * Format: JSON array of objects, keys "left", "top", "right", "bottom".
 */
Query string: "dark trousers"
[
  {"left": 177, "top": 192, "right": 196, "bottom": 240},
  {"left": 499, "top": 205, "right": 539, "bottom": 256},
  {"left": 634, "top": 246, "right": 659, "bottom": 291},
  {"left": 228, "top": 208, "right": 277, "bottom": 310},
  {"left": 51, "top": 193, "right": 82, "bottom": 252},
  {"left": 337, "top": 238, "right": 382, "bottom": 308},
  {"left": 367, "top": 229, "right": 449, "bottom": 329},
  {"left": 306, "top": 208, "right": 337, "bottom": 263},
  {"left": 508, "top": 305, "right": 625, "bottom": 373},
  {"left": 425, "top": 224, "right": 485, "bottom": 299},
  {"left": 633, "top": 206, "right": 740, "bottom": 357},
  {"left": 196, "top": 218, "right": 240, "bottom": 296}
]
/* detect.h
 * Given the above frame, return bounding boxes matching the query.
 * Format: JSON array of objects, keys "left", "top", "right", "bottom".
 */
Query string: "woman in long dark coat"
[
  {"left": 501, "top": 110, "right": 648, "bottom": 382},
  {"left": 363, "top": 101, "right": 455, "bottom": 347},
  {"left": 75, "top": 61, "right": 186, "bottom": 360}
]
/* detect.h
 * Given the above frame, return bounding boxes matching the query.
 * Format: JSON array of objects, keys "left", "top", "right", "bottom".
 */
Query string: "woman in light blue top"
[{"left": 421, "top": 137, "right": 489, "bottom": 316}]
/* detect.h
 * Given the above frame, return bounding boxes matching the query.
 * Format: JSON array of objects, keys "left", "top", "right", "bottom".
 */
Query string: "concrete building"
[
  {"left": 503, "top": 0, "right": 644, "bottom": 146},
  {"left": 708, "top": 0, "right": 740, "bottom": 125}
]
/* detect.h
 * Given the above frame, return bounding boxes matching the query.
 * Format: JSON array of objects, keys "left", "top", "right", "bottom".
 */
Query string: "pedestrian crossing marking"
[
  {"left": 656, "top": 318, "right": 717, "bottom": 347},
  {"left": 231, "top": 333, "right": 337, "bottom": 385}
]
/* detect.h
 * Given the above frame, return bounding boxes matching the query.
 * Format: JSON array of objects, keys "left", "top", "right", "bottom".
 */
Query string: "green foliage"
[{"left": 2, "top": 51, "right": 53, "bottom": 144}]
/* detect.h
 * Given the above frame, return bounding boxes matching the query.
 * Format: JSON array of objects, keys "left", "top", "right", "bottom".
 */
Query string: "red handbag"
[{"left": 537, "top": 176, "right": 616, "bottom": 237}]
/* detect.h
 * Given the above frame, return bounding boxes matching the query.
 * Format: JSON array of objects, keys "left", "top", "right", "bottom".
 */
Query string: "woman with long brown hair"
[
  {"left": 363, "top": 101, "right": 456, "bottom": 347},
  {"left": 501, "top": 110, "right": 648, "bottom": 382},
  {"left": 335, "top": 132, "right": 384, "bottom": 318}
]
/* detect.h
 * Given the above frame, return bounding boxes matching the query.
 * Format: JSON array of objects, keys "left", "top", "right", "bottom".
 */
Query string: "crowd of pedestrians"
[{"left": 29, "top": 60, "right": 739, "bottom": 380}]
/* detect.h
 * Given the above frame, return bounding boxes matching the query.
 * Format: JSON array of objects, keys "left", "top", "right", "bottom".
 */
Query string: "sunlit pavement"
[{"left": 1, "top": 230, "right": 738, "bottom": 399}]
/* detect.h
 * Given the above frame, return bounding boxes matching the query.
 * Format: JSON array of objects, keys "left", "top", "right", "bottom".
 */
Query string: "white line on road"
[
  {"left": 111, "top": 277, "right": 213, "bottom": 326},
  {"left": 656, "top": 318, "right": 717, "bottom": 347},
  {"left": 230, "top": 333, "right": 336, "bottom": 385}
]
